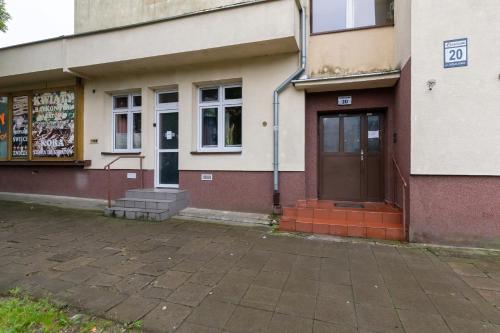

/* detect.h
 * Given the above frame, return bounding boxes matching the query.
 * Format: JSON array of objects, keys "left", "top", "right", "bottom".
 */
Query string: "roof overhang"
[
  {"left": 292, "top": 70, "right": 401, "bottom": 92},
  {"left": 0, "top": 0, "right": 299, "bottom": 90}
]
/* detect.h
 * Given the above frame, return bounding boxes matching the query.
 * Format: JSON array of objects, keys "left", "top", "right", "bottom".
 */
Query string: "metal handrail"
[
  {"left": 392, "top": 156, "right": 408, "bottom": 241},
  {"left": 104, "top": 155, "right": 146, "bottom": 208}
]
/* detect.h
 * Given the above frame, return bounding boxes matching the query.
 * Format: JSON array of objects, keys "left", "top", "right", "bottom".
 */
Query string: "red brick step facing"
[{"left": 280, "top": 200, "right": 404, "bottom": 241}]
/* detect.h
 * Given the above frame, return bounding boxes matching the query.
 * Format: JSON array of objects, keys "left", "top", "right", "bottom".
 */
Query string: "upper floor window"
[
  {"left": 312, "top": 0, "right": 394, "bottom": 34},
  {"left": 112, "top": 93, "right": 141, "bottom": 152},
  {"left": 198, "top": 84, "right": 242, "bottom": 152}
]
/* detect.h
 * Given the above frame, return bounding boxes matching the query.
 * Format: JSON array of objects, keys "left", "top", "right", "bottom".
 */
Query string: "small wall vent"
[{"left": 201, "top": 174, "right": 213, "bottom": 181}]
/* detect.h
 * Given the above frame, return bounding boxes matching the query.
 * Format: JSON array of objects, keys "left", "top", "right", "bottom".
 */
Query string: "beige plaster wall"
[
  {"left": 307, "top": 26, "right": 396, "bottom": 78},
  {"left": 68, "top": 0, "right": 296, "bottom": 70},
  {"left": 83, "top": 54, "right": 305, "bottom": 172},
  {"left": 411, "top": 0, "right": 500, "bottom": 175},
  {"left": 394, "top": 0, "right": 411, "bottom": 67},
  {"left": 75, "top": 0, "right": 268, "bottom": 33}
]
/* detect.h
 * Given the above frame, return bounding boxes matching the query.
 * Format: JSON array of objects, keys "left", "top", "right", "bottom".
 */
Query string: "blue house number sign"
[{"left": 444, "top": 38, "right": 468, "bottom": 68}]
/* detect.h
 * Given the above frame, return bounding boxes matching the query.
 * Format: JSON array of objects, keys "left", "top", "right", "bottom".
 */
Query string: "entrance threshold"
[{"left": 280, "top": 199, "right": 405, "bottom": 241}]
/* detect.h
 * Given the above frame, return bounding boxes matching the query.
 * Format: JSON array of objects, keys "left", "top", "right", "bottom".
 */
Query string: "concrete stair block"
[{"left": 104, "top": 188, "right": 188, "bottom": 222}]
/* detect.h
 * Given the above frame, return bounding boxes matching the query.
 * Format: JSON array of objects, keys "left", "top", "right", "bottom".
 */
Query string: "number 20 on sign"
[{"left": 444, "top": 38, "right": 468, "bottom": 68}]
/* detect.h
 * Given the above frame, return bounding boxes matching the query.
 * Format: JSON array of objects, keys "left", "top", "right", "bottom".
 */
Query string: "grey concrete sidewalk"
[{"left": 0, "top": 201, "right": 499, "bottom": 333}]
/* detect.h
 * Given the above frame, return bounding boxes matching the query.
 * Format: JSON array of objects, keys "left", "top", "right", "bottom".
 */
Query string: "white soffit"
[{"left": 292, "top": 70, "right": 401, "bottom": 92}]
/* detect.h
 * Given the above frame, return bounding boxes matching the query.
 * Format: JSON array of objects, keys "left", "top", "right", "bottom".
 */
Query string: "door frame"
[
  {"left": 317, "top": 109, "right": 386, "bottom": 202},
  {"left": 155, "top": 90, "right": 179, "bottom": 188}
]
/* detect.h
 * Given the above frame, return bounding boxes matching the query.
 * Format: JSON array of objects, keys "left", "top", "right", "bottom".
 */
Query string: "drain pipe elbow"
[{"left": 272, "top": 0, "right": 307, "bottom": 211}]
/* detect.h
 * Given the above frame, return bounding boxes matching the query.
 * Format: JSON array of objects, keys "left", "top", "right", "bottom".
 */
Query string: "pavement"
[{"left": 0, "top": 201, "right": 499, "bottom": 333}]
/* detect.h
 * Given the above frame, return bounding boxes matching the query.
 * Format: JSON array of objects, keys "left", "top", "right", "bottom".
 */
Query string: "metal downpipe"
[{"left": 273, "top": 0, "right": 307, "bottom": 211}]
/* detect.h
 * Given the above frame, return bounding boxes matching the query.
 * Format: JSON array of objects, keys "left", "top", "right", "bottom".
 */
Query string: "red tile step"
[{"left": 280, "top": 200, "right": 405, "bottom": 241}]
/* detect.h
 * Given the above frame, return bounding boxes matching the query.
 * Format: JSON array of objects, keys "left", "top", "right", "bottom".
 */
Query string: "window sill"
[
  {"left": 0, "top": 160, "right": 91, "bottom": 167},
  {"left": 311, "top": 23, "right": 394, "bottom": 36},
  {"left": 190, "top": 151, "right": 242, "bottom": 155},
  {"left": 101, "top": 151, "right": 142, "bottom": 156}
]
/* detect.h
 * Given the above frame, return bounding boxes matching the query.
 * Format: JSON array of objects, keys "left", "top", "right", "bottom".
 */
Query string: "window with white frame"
[
  {"left": 198, "top": 84, "right": 242, "bottom": 152},
  {"left": 112, "top": 93, "right": 142, "bottom": 152},
  {"left": 312, "top": 0, "right": 394, "bottom": 34}
]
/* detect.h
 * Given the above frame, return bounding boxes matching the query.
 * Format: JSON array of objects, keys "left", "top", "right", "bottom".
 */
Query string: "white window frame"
[
  {"left": 112, "top": 93, "right": 142, "bottom": 152},
  {"left": 197, "top": 84, "right": 242, "bottom": 152},
  {"left": 155, "top": 90, "right": 179, "bottom": 188},
  {"left": 313, "top": 0, "right": 388, "bottom": 33}
]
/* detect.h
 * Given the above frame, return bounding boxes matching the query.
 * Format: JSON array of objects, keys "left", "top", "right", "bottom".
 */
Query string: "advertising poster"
[
  {"left": 0, "top": 97, "right": 7, "bottom": 159},
  {"left": 32, "top": 90, "right": 75, "bottom": 158},
  {"left": 12, "top": 96, "right": 29, "bottom": 158}
]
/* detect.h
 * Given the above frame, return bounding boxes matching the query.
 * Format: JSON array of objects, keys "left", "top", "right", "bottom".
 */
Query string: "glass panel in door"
[
  {"left": 157, "top": 111, "right": 179, "bottom": 186},
  {"left": 343, "top": 116, "right": 361, "bottom": 153},
  {"left": 159, "top": 152, "right": 179, "bottom": 185},
  {"left": 159, "top": 113, "right": 178, "bottom": 150}
]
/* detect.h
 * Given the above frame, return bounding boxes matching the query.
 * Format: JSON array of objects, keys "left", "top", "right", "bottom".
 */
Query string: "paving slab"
[
  {"left": 315, "top": 297, "right": 356, "bottom": 326},
  {"left": 106, "top": 295, "right": 159, "bottom": 323},
  {"left": 142, "top": 302, "right": 192, "bottom": 333},
  {"left": 153, "top": 270, "right": 192, "bottom": 290},
  {"left": 167, "top": 283, "right": 212, "bottom": 307},
  {"left": 241, "top": 285, "right": 281, "bottom": 311},
  {"left": 266, "top": 313, "right": 313, "bottom": 333},
  {"left": 276, "top": 291, "right": 316, "bottom": 319},
  {"left": 186, "top": 298, "right": 236, "bottom": 329},
  {"left": 397, "top": 309, "right": 451, "bottom": 333},
  {"left": 224, "top": 306, "right": 273, "bottom": 333}
]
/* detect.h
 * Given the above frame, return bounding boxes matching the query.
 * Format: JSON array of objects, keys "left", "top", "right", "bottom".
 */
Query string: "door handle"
[{"left": 361, "top": 149, "right": 364, "bottom": 161}]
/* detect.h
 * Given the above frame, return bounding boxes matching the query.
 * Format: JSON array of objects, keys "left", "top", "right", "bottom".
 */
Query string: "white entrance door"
[{"left": 155, "top": 91, "right": 179, "bottom": 188}]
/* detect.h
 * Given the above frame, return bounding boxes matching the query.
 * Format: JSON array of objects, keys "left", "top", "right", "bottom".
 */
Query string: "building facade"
[{"left": 0, "top": 0, "right": 498, "bottom": 248}]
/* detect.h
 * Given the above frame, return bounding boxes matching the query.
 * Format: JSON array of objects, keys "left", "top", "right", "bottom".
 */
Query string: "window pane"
[
  {"left": 353, "top": 0, "right": 376, "bottom": 27},
  {"left": 159, "top": 112, "right": 178, "bottom": 150},
  {"left": 202, "top": 108, "right": 218, "bottom": 147},
  {"left": 376, "top": 0, "right": 394, "bottom": 25},
  {"left": 367, "top": 115, "right": 381, "bottom": 152},
  {"left": 323, "top": 117, "right": 339, "bottom": 153},
  {"left": 225, "top": 86, "right": 242, "bottom": 100},
  {"left": 354, "top": 0, "right": 393, "bottom": 28},
  {"left": 343, "top": 116, "right": 361, "bottom": 153},
  {"left": 133, "top": 95, "right": 142, "bottom": 107},
  {"left": 133, "top": 113, "right": 141, "bottom": 149},
  {"left": 225, "top": 106, "right": 242, "bottom": 147},
  {"left": 158, "top": 92, "right": 178, "bottom": 104},
  {"left": 113, "top": 96, "right": 128, "bottom": 109},
  {"left": 312, "top": 0, "right": 347, "bottom": 33},
  {"left": 114, "top": 113, "right": 128, "bottom": 149},
  {"left": 201, "top": 88, "right": 219, "bottom": 103}
]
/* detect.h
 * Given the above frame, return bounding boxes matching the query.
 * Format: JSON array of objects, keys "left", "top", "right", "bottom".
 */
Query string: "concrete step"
[
  {"left": 105, "top": 188, "right": 189, "bottom": 222},
  {"left": 104, "top": 206, "right": 172, "bottom": 222},
  {"left": 115, "top": 198, "right": 174, "bottom": 210},
  {"left": 125, "top": 188, "right": 188, "bottom": 201},
  {"left": 280, "top": 199, "right": 405, "bottom": 241}
]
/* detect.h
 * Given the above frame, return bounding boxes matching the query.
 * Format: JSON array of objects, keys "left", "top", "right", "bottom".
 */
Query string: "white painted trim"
[
  {"left": 155, "top": 90, "right": 179, "bottom": 188},
  {"left": 346, "top": 0, "right": 354, "bottom": 29},
  {"left": 111, "top": 93, "right": 142, "bottom": 152},
  {"left": 197, "top": 84, "right": 242, "bottom": 152}
]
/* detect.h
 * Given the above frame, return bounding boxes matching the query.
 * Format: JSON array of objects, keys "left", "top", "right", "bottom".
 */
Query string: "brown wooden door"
[{"left": 319, "top": 112, "right": 384, "bottom": 202}]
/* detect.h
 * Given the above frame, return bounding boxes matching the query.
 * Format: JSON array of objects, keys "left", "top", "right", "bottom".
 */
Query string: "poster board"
[
  {"left": 0, "top": 96, "right": 7, "bottom": 159},
  {"left": 11, "top": 96, "right": 29, "bottom": 159},
  {"left": 32, "top": 90, "right": 76, "bottom": 159}
]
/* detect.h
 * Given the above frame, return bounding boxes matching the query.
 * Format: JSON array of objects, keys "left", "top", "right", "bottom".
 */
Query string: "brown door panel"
[
  {"left": 321, "top": 155, "right": 361, "bottom": 201},
  {"left": 365, "top": 155, "right": 383, "bottom": 201}
]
